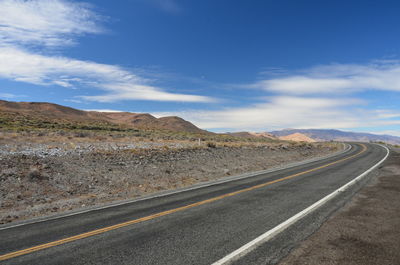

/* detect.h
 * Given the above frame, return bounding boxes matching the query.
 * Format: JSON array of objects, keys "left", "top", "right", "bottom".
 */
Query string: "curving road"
[{"left": 0, "top": 143, "right": 389, "bottom": 265}]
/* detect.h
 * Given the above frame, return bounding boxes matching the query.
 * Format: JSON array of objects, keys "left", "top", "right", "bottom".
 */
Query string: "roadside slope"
[{"left": 0, "top": 142, "right": 338, "bottom": 224}]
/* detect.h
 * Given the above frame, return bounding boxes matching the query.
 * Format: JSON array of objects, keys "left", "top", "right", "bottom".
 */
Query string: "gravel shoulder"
[
  {"left": 278, "top": 147, "right": 400, "bottom": 265},
  {"left": 0, "top": 141, "right": 339, "bottom": 224}
]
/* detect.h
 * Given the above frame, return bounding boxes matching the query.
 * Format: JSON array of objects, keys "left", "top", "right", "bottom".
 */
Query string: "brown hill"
[
  {"left": 101, "top": 112, "right": 157, "bottom": 128},
  {"left": 0, "top": 100, "right": 207, "bottom": 134},
  {"left": 101, "top": 112, "right": 208, "bottom": 133},
  {"left": 279, "top": 133, "right": 316, "bottom": 142},
  {"left": 157, "top": 116, "right": 207, "bottom": 133},
  {"left": 0, "top": 100, "right": 92, "bottom": 119}
]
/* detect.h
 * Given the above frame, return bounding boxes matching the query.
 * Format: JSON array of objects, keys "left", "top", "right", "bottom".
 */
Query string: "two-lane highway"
[{"left": 0, "top": 143, "right": 389, "bottom": 265}]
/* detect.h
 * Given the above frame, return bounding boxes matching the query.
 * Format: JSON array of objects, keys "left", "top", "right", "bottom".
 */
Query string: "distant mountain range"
[
  {"left": 2, "top": 100, "right": 399, "bottom": 144},
  {"left": 227, "top": 131, "right": 317, "bottom": 143},
  {"left": 270, "top": 129, "right": 400, "bottom": 145},
  {"left": 226, "top": 131, "right": 276, "bottom": 140},
  {"left": 0, "top": 100, "right": 208, "bottom": 134}
]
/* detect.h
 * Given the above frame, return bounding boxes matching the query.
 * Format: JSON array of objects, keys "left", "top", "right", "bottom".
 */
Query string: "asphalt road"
[{"left": 0, "top": 143, "right": 388, "bottom": 265}]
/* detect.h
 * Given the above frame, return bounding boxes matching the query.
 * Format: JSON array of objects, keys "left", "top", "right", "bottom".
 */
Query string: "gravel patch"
[
  {"left": 0, "top": 142, "right": 338, "bottom": 224},
  {"left": 0, "top": 141, "right": 196, "bottom": 158}
]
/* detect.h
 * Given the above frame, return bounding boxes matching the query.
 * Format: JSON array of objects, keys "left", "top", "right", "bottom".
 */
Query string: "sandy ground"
[
  {"left": 278, "top": 147, "right": 400, "bottom": 265},
  {"left": 0, "top": 141, "right": 339, "bottom": 224}
]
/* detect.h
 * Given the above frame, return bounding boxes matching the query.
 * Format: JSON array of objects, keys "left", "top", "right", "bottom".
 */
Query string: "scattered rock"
[{"left": 0, "top": 141, "right": 339, "bottom": 224}]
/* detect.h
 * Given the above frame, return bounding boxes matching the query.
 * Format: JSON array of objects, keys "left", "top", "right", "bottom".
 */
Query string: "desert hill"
[
  {"left": 157, "top": 116, "right": 205, "bottom": 133},
  {"left": 278, "top": 132, "right": 316, "bottom": 142},
  {"left": 100, "top": 111, "right": 208, "bottom": 133},
  {"left": 0, "top": 100, "right": 95, "bottom": 119},
  {"left": 0, "top": 100, "right": 207, "bottom": 134}
]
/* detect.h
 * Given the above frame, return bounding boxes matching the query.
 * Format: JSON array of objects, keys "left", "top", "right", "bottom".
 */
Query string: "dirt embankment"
[
  {"left": 0, "top": 142, "right": 339, "bottom": 224},
  {"left": 279, "top": 147, "right": 400, "bottom": 265}
]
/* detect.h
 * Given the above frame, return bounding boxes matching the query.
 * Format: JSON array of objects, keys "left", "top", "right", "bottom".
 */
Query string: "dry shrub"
[{"left": 207, "top": 142, "right": 217, "bottom": 148}]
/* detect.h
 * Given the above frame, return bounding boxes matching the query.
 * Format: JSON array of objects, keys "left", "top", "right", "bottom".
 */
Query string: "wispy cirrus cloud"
[
  {"left": 0, "top": 0, "right": 214, "bottom": 103},
  {"left": 0, "top": 46, "right": 214, "bottom": 102},
  {"left": 253, "top": 61, "right": 400, "bottom": 95},
  {"left": 163, "top": 59, "right": 400, "bottom": 132},
  {"left": 0, "top": 0, "right": 102, "bottom": 47},
  {"left": 155, "top": 95, "right": 400, "bottom": 132},
  {"left": 155, "top": 96, "right": 367, "bottom": 131},
  {"left": 172, "top": 60, "right": 399, "bottom": 132},
  {"left": 371, "top": 130, "right": 400, "bottom": 137},
  {"left": 0, "top": 92, "right": 17, "bottom": 99}
]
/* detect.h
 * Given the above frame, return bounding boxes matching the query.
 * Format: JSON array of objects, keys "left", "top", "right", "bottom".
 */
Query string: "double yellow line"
[{"left": 0, "top": 144, "right": 366, "bottom": 261}]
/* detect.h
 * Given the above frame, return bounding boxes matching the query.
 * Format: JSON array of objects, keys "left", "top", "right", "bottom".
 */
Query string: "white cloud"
[
  {"left": 179, "top": 61, "right": 397, "bottom": 133},
  {"left": 255, "top": 61, "right": 400, "bottom": 95},
  {"left": 0, "top": 92, "right": 17, "bottom": 99},
  {"left": 155, "top": 96, "right": 361, "bottom": 131},
  {"left": 0, "top": 0, "right": 102, "bottom": 47},
  {"left": 0, "top": 0, "right": 215, "bottom": 103},
  {"left": 0, "top": 46, "right": 215, "bottom": 103},
  {"left": 155, "top": 96, "right": 400, "bottom": 132},
  {"left": 372, "top": 109, "right": 400, "bottom": 119},
  {"left": 370, "top": 130, "right": 400, "bottom": 137}
]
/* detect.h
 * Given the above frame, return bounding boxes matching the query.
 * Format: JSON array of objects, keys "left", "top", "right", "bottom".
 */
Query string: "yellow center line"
[{"left": 0, "top": 144, "right": 367, "bottom": 261}]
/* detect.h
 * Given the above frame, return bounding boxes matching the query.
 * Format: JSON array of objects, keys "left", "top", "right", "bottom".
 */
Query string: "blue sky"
[{"left": 1, "top": 0, "right": 400, "bottom": 135}]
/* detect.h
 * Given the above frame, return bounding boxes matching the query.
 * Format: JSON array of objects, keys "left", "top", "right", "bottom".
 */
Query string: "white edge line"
[
  {"left": 211, "top": 144, "right": 390, "bottom": 265},
  {"left": 0, "top": 143, "right": 351, "bottom": 231}
]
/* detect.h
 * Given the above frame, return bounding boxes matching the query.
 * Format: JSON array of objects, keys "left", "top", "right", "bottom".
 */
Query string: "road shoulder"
[{"left": 278, "top": 147, "right": 400, "bottom": 265}]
